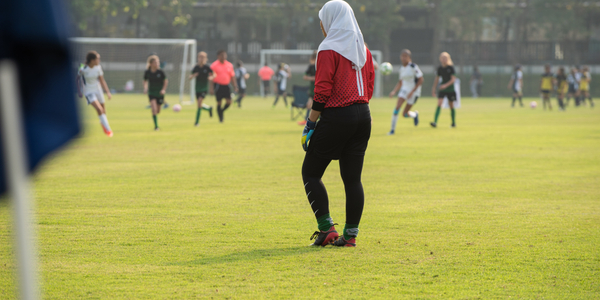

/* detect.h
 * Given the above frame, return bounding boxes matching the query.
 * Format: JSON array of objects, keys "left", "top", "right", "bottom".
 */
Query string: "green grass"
[{"left": 1, "top": 94, "right": 599, "bottom": 299}]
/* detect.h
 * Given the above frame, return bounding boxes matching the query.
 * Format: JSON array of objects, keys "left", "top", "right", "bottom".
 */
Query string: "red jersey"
[
  {"left": 210, "top": 60, "right": 235, "bottom": 85},
  {"left": 313, "top": 49, "right": 374, "bottom": 110}
]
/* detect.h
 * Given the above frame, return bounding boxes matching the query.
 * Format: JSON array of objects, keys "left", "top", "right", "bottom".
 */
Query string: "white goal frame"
[
  {"left": 259, "top": 49, "right": 383, "bottom": 98},
  {"left": 70, "top": 38, "right": 197, "bottom": 104}
]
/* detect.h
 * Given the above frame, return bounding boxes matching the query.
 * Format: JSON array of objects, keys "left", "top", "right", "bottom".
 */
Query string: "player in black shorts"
[
  {"left": 235, "top": 61, "right": 250, "bottom": 108},
  {"left": 189, "top": 51, "right": 214, "bottom": 126},
  {"left": 144, "top": 55, "right": 168, "bottom": 131},
  {"left": 431, "top": 52, "right": 457, "bottom": 128}
]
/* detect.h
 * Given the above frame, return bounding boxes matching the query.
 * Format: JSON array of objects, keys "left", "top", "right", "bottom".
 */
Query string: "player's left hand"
[
  {"left": 301, "top": 119, "right": 317, "bottom": 152},
  {"left": 107, "top": 92, "right": 112, "bottom": 100},
  {"left": 160, "top": 89, "right": 166, "bottom": 95},
  {"left": 407, "top": 92, "right": 414, "bottom": 99}
]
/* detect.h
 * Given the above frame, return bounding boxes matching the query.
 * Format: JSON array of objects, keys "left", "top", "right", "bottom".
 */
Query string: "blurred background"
[{"left": 67, "top": 0, "right": 600, "bottom": 97}]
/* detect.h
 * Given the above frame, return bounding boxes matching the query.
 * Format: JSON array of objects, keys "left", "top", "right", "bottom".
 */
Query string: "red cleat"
[
  {"left": 333, "top": 236, "right": 356, "bottom": 247},
  {"left": 309, "top": 225, "right": 339, "bottom": 246},
  {"left": 298, "top": 120, "right": 307, "bottom": 126}
]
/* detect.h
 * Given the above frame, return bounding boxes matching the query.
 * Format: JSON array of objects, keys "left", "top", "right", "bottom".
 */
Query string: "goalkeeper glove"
[{"left": 301, "top": 119, "right": 317, "bottom": 151}]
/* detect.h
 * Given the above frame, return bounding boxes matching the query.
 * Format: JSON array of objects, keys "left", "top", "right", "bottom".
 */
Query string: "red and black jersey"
[{"left": 312, "top": 49, "right": 375, "bottom": 111}]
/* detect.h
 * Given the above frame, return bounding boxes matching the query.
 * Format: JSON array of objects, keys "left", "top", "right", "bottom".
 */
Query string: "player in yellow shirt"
[
  {"left": 555, "top": 67, "right": 568, "bottom": 111},
  {"left": 579, "top": 66, "right": 594, "bottom": 108},
  {"left": 540, "top": 64, "right": 554, "bottom": 110}
]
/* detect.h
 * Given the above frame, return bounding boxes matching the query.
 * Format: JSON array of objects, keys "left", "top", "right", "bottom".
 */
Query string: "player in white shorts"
[
  {"left": 388, "top": 49, "right": 424, "bottom": 135},
  {"left": 78, "top": 51, "right": 113, "bottom": 137}
]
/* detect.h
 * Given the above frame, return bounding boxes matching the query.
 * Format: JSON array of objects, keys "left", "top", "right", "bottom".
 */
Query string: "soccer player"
[
  {"left": 555, "top": 67, "right": 568, "bottom": 111},
  {"left": 144, "top": 55, "right": 168, "bottom": 131},
  {"left": 273, "top": 63, "right": 290, "bottom": 108},
  {"left": 210, "top": 50, "right": 238, "bottom": 122},
  {"left": 258, "top": 63, "right": 274, "bottom": 97},
  {"left": 540, "top": 64, "right": 554, "bottom": 110},
  {"left": 508, "top": 64, "right": 524, "bottom": 107},
  {"left": 579, "top": 66, "right": 593, "bottom": 108},
  {"left": 301, "top": 0, "right": 375, "bottom": 248},
  {"left": 387, "top": 49, "right": 423, "bottom": 134},
  {"left": 298, "top": 51, "right": 317, "bottom": 126},
  {"left": 78, "top": 51, "right": 113, "bottom": 137},
  {"left": 566, "top": 67, "right": 579, "bottom": 107},
  {"left": 189, "top": 51, "right": 214, "bottom": 126},
  {"left": 430, "top": 52, "right": 457, "bottom": 128},
  {"left": 234, "top": 60, "right": 250, "bottom": 108},
  {"left": 470, "top": 66, "right": 482, "bottom": 98}
]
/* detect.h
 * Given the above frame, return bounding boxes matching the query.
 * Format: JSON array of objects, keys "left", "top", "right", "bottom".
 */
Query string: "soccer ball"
[
  {"left": 530, "top": 101, "right": 537, "bottom": 109},
  {"left": 380, "top": 62, "right": 393, "bottom": 75},
  {"left": 173, "top": 104, "right": 182, "bottom": 112}
]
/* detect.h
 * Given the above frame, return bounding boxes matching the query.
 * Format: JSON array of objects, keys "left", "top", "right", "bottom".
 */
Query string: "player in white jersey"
[
  {"left": 77, "top": 51, "right": 113, "bottom": 137},
  {"left": 388, "top": 49, "right": 423, "bottom": 135},
  {"left": 508, "top": 64, "right": 523, "bottom": 107}
]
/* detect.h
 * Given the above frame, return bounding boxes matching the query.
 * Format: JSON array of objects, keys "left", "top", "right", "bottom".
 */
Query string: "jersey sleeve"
[
  {"left": 436, "top": 67, "right": 442, "bottom": 76},
  {"left": 161, "top": 70, "right": 167, "bottom": 79},
  {"left": 191, "top": 66, "right": 199, "bottom": 74},
  {"left": 98, "top": 66, "right": 104, "bottom": 77},
  {"left": 414, "top": 65, "right": 423, "bottom": 79},
  {"left": 313, "top": 51, "right": 338, "bottom": 111},
  {"left": 449, "top": 66, "right": 456, "bottom": 76},
  {"left": 143, "top": 70, "right": 148, "bottom": 80},
  {"left": 517, "top": 71, "right": 523, "bottom": 79}
]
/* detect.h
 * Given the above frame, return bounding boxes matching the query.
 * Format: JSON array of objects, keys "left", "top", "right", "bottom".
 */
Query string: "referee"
[
  {"left": 210, "top": 50, "right": 238, "bottom": 122},
  {"left": 301, "top": 0, "right": 375, "bottom": 248}
]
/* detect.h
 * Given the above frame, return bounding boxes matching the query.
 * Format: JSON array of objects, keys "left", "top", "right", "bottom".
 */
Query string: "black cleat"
[
  {"left": 209, "top": 107, "right": 213, "bottom": 118},
  {"left": 310, "top": 225, "right": 339, "bottom": 247},
  {"left": 332, "top": 236, "right": 356, "bottom": 247},
  {"left": 430, "top": 122, "right": 437, "bottom": 128},
  {"left": 451, "top": 123, "right": 456, "bottom": 128}
]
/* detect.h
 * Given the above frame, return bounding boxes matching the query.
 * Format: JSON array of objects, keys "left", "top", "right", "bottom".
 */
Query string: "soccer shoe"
[
  {"left": 451, "top": 123, "right": 456, "bottom": 128},
  {"left": 332, "top": 236, "right": 356, "bottom": 247},
  {"left": 209, "top": 107, "right": 213, "bottom": 118},
  {"left": 105, "top": 131, "right": 113, "bottom": 137},
  {"left": 154, "top": 127, "right": 160, "bottom": 131},
  {"left": 298, "top": 120, "right": 307, "bottom": 126},
  {"left": 414, "top": 111, "right": 419, "bottom": 126},
  {"left": 194, "top": 123, "right": 199, "bottom": 127},
  {"left": 163, "top": 103, "right": 170, "bottom": 109},
  {"left": 101, "top": 124, "right": 113, "bottom": 137},
  {"left": 387, "top": 130, "right": 395, "bottom": 135},
  {"left": 430, "top": 122, "right": 437, "bottom": 128},
  {"left": 309, "top": 225, "right": 339, "bottom": 247}
]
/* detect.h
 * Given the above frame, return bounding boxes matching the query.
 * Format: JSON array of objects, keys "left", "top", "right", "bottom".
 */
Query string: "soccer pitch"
[{"left": 1, "top": 95, "right": 599, "bottom": 299}]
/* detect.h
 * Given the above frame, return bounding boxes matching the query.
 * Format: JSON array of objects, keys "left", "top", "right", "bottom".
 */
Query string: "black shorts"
[
  {"left": 308, "top": 103, "right": 371, "bottom": 160},
  {"left": 196, "top": 91, "right": 207, "bottom": 99},
  {"left": 568, "top": 84, "right": 577, "bottom": 94},
  {"left": 541, "top": 90, "right": 551, "bottom": 96},
  {"left": 278, "top": 88, "right": 286, "bottom": 95},
  {"left": 214, "top": 84, "right": 231, "bottom": 102},
  {"left": 262, "top": 80, "right": 270, "bottom": 89},
  {"left": 438, "top": 91, "right": 457, "bottom": 101},
  {"left": 149, "top": 95, "right": 165, "bottom": 105}
]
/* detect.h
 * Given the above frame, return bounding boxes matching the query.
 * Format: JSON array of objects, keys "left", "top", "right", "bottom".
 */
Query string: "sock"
[
  {"left": 201, "top": 103, "right": 211, "bottom": 111},
  {"left": 223, "top": 103, "right": 230, "bottom": 111},
  {"left": 273, "top": 96, "right": 279, "bottom": 106},
  {"left": 317, "top": 213, "right": 334, "bottom": 232},
  {"left": 152, "top": 115, "right": 158, "bottom": 129},
  {"left": 236, "top": 95, "right": 244, "bottom": 106},
  {"left": 98, "top": 114, "right": 111, "bottom": 132},
  {"left": 195, "top": 108, "right": 201, "bottom": 124},
  {"left": 390, "top": 109, "right": 399, "bottom": 132},
  {"left": 519, "top": 97, "right": 523, "bottom": 105},
  {"left": 283, "top": 96, "right": 288, "bottom": 106},
  {"left": 406, "top": 111, "right": 417, "bottom": 118},
  {"left": 343, "top": 224, "right": 359, "bottom": 240},
  {"left": 434, "top": 106, "right": 441, "bottom": 123},
  {"left": 451, "top": 108, "right": 456, "bottom": 125},
  {"left": 512, "top": 97, "right": 516, "bottom": 106}
]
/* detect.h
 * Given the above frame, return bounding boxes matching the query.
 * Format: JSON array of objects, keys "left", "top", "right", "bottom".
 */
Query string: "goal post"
[
  {"left": 259, "top": 49, "right": 383, "bottom": 98},
  {"left": 69, "top": 38, "right": 197, "bottom": 104}
]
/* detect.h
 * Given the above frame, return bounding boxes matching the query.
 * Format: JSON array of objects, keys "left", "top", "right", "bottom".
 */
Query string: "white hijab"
[{"left": 316, "top": 0, "right": 366, "bottom": 70}]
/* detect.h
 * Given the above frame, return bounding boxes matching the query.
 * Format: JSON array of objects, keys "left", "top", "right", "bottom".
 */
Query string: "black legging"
[{"left": 302, "top": 152, "right": 365, "bottom": 225}]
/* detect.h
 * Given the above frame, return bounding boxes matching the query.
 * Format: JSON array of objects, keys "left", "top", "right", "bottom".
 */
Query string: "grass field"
[{"left": 1, "top": 94, "right": 599, "bottom": 299}]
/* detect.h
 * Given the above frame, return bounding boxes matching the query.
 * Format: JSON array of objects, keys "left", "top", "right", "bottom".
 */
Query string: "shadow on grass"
[{"left": 167, "top": 246, "right": 323, "bottom": 266}]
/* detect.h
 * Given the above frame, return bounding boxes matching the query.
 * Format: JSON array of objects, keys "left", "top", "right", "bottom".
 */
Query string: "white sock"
[
  {"left": 202, "top": 103, "right": 211, "bottom": 109},
  {"left": 390, "top": 113, "right": 399, "bottom": 132},
  {"left": 407, "top": 111, "right": 417, "bottom": 118},
  {"left": 99, "top": 114, "right": 112, "bottom": 132}
]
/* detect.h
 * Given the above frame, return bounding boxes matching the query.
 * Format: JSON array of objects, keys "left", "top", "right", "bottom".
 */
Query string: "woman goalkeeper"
[{"left": 301, "top": 0, "right": 375, "bottom": 247}]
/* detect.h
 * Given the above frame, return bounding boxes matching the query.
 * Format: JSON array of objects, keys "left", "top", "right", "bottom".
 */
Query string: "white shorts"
[
  {"left": 398, "top": 88, "right": 420, "bottom": 105},
  {"left": 84, "top": 91, "right": 105, "bottom": 105}
]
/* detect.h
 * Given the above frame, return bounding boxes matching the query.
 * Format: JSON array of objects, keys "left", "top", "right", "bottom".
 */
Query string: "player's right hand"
[
  {"left": 107, "top": 92, "right": 112, "bottom": 100},
  {"left": 431, "top": 90, "right": 436, "bottom": 98},
  {"left": 389, "top": 91, "right": 395, "bottom": 98},
  {"left": 301, "top": 119, "right": 317, "bottom": 152}
]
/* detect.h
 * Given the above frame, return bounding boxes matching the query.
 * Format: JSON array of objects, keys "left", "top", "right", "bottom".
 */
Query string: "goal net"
[
  {"left": 70, "top": 38, "right": 197, "bottom": 104},
  {"left": 259, "top": 49, "right": 383, "bottom": 98}
]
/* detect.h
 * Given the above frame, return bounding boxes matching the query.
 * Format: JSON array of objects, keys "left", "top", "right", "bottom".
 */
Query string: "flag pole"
[{"left": 0, "top": 60, "right": 39, "bottom": 300}]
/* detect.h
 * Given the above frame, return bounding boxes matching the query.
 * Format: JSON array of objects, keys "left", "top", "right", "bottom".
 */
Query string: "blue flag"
[{"left": 0, "top": 0, "right": 81, "bottom": 195}]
